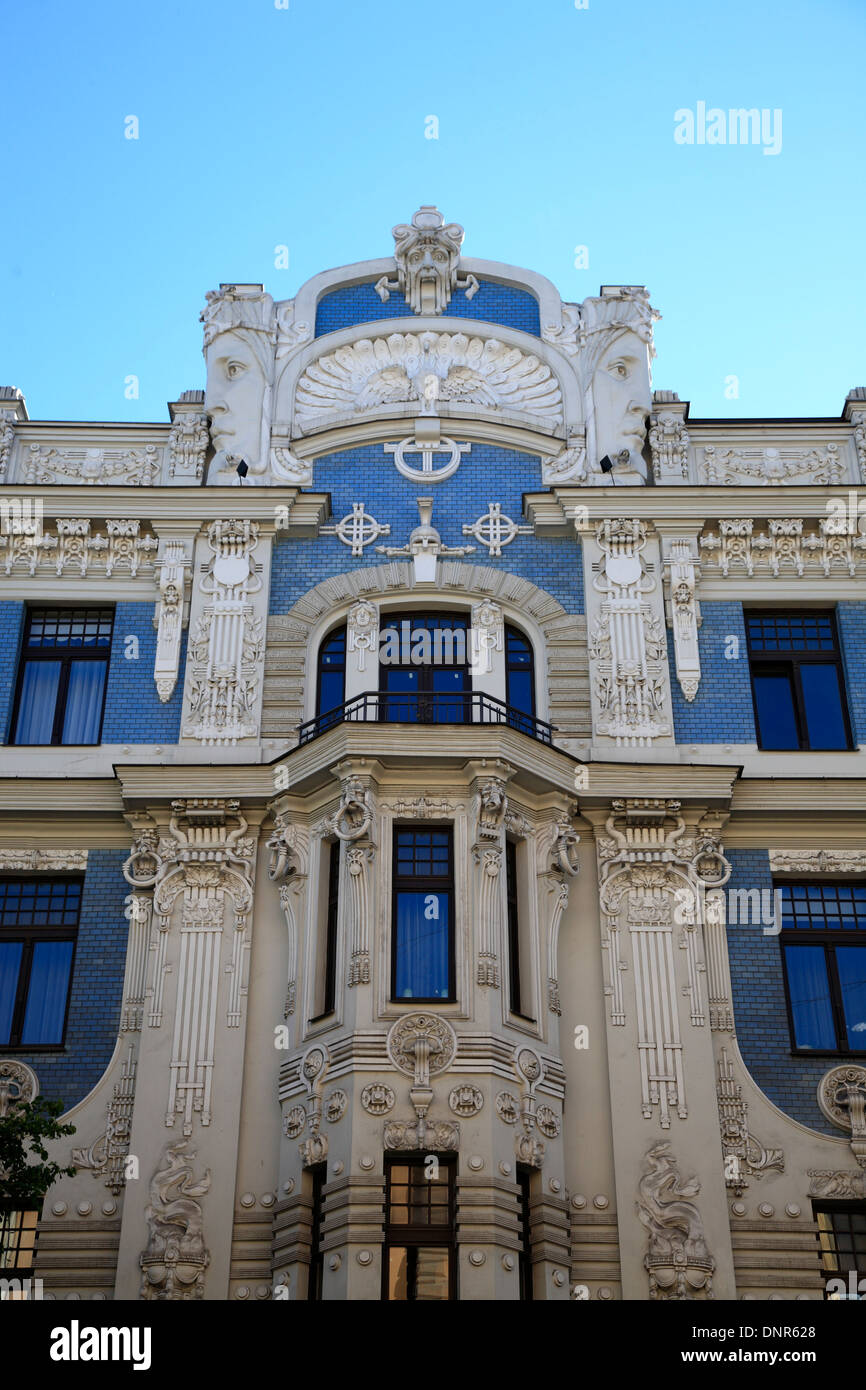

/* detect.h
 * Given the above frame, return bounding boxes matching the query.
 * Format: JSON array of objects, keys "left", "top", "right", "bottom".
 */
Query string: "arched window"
[
  {"left": 505, "top": 625, "right": 536, "bottom": 734},
  {"left": 316, "top": 625, "right": 346, "bottom": 725}
]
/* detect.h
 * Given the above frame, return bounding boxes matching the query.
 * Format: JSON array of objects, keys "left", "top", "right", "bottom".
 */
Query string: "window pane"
[
  {"left": 784, "top": 945, "right": 836, "bottom": 1049},
  {"left": 0, "top": 942, "right": 23, "bottom": 1044},
  {"left": 20, "top": 940, "right": 74, "bottom": 1045},
  {"left": 395, "top": 891, "right": 449, "bottom": 998},
  {"left": 837, "top": 948, "right": 866, "bottom": 1052},
  {"left": 800, "top": 664, "right": 849, "bottom": 749},
  {"left": 753, "top": 671, "right": 799, "bottom": 748},
  {"left": 387, "top": 1247, "right": 409, "bottom": 1300},
  {"left": 61, "top": 660, "right": 107, "bottom": 743},
  {"left": 413, "top": 1247, "right": 450, "bottom": 1300},
  {"left": 13, "top": 661, "right": 61, "bottom": 744}
]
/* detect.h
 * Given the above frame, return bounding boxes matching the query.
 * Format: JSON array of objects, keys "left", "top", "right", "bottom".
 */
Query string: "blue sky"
[{"left": 1, "top": 0, "right": 863, "bottom": 423}]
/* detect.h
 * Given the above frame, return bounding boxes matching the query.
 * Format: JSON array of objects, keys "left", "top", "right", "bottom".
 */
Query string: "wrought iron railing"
[{"left": 297, "top": 690, "right": 555, "bottom": 747}]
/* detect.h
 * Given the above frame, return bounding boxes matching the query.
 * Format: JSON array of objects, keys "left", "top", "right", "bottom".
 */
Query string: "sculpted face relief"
[
  {"left": 204, "top": 329, "right": 269, "bottom": 473},
  {"left": 592, "top": 328, "right": 652, "bottom": 468}
]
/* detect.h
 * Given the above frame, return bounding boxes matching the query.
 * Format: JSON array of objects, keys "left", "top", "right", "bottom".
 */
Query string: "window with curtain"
[
  {"left": 383, "top": 1156, "right": 456, "bottom": 1301},
  {"left": 0, "top": 878, "right": 82, "bottom": 1047},
  {"left": 392, "top": 826, "right": 453, "bottom": 1001},
  {"left": 778, "top": 881, "right": 866, "bottom": 1052},
  {"left": 505, "top": 624, "right": 536, "bottom": 735},
  {"left": 746, "top": 611, "right": 852, "bottom": 750},
  {"left": 315, "top": 625, "right": 346, "bottom": 728},
  {"left": 11, "top": 608, "right": 113, "bottom": 746}
]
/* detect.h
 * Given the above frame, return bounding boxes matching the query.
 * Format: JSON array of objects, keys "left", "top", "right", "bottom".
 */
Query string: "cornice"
[
  {"left": 0, "top": 485, "right": 329, "bottom": 531},
  {"left": 526, "top": 484, "right": 866, "bottom": 532}
]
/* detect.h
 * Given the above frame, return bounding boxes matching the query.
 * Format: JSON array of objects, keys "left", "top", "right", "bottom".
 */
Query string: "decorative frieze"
[
  {"left": 140, "top": 1141, "right": 211, "bottom": 1300},
  {"left": 817, "top": 1065, "right": 866, "bottom": 1168},
  {"left": 701, "top": 442, "right": 845, "bottom": 486},
  {"left": 700, "top": 517, "right": 866, "bottom": 578},
  {"left": 25, "top": 443, "right": 161, "bottom": 486},
  {"left": 72, "top": 1047, "right": 137, "bottom": 1195},
  {"left": 0, "top": 849, "right": 87, "bottom": 872},
  {"left": 649, "top": 410, "right": 690, "bottom": 482},
  {"left": 167, "top": 412, "right": 209, "bottom": 480},
  {"left": 122, "top": 800, "right": 256, "bottom": 1134},
  {"left": 375, "top": 206, "right": 478, "bottom": 315},
  {"left": 0, "top": 518, "right": 157, "bottom": 577},
  {"left": 462, "top": 503, "right": 533, "bottom": 556},
  {"left": 295, "top": 332, "right": 563, "bottom": 428},
  {"left": 182, "top": 520, "right": 265, "bottom": 745},
  {"left": 597, "top": 800, "right": 731, "bottom": 1127},
  {"left": 588, "top": 519, "right": 672, "bottom": 746},
  {"left": 638, "top": 1142, "right": 714, "bottom": 1300},
  {"left": 808, "top": 1169, "right": 865, "bottom": 1199},
  {"left": 153, "top": 540, "right": 190, "bottom": 702},
  {"left": 716, "top": 1049, "right": 784, "bottom": 1195},
  {"left": 769, "top": 849, "right": 866, "bottom": 874},
  {"left": 661, "top": 535, "right": 702, "bottom": 701},
  {"left": 0, "top": 1060, "right": 38, "bottom": 1116}
]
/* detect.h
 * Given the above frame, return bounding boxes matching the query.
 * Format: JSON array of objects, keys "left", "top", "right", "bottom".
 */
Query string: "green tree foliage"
[{"left": 0, "top": 1099, "right": 76, "bottom": 1211}]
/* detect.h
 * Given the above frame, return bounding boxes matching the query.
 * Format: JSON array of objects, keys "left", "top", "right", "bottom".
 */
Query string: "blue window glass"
[
  {"left": 505, "top": 625, "right": 535, "bottom": 735},
  {"left": 12, "top": 608, "right": 112, "bottom": 746},
  {"left": 0, "top": 877, "right": 81, "bottom": 1046},
  {"left": 379, "top": 615, "right": 469, "bottom": 726},
  {"left": 783, "top": 945, "right": 836, "bottom": 1049},
  {"left": 779, "top": 881, "right": 866, "bottom": 1053},
  {"left": 800, "top": 665, "right": 849, "bottom": 749},
  {"left": 752, "top": 670, "right": 799, "bottom": 748},
  {"left": 316, "top": 626, "right": 346, "bottom": 718},
  {"left": 392, "top": 828, "right": 453, "bottom": 1001},
  {"left": 746, "top": 611, "right": 852, "bottom": 750},
  {"left": 837, "top": 948, "right": 866, "bottom": 1052}
]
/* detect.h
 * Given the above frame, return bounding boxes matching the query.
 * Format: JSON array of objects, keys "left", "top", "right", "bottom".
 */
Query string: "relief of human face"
[
  {"left": 591, "top": 330, "right": 652, "bottom": 463},
  {"left": 204, "top": 330, "right": 267, "bottom": 468}
]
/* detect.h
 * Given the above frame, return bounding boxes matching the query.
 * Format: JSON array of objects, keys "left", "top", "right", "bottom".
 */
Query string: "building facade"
[{"left": 1, "top": 207, "right": 865, "bottom": 1301}]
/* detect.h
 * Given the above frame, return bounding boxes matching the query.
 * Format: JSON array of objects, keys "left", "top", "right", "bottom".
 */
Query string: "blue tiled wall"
[
  {"left": 0, "top": 851, "right": 129, "bottom": 1115},
  {"left": 837, "top": 601, "right": 866, "bottom": 745},
  {"left": 101, "top": 603, "right": 186, "bottom": 743},
  {"left": 314, "top": 280, "right": 541, "bottom": 337},
  {"left": 0, "top": 601, "right": 25, "bottom": 741},
  {"left": 668, "top": 601, "right": 756, "bottom": 744},
  {"left": 726, "top": 848, "right": 836, "bottom": 1136},
  {"left": 271, "top": 444, "right": 583, "bottom": 615}
]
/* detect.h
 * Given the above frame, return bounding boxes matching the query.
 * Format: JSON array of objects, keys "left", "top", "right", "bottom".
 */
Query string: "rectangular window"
[
  {"left": 506, "top": 840, "right": 522, "bottom": 1016},
  {"left": 517, "top": 1165, "right": 534, "bottom": 1301},
  {"left": 11, "top": 607, "right": 113, "bottom": 746},
  {"left": 306, "top": 1163, "right": 327, "bottom": 1302},
  {"left": 383, "top": 1156, "right": 456, "bottom": 1301},
  {"left": 746, "top": 610, "right": 852, "bottom": 751},
  {"left": 0, "top": 1210, "right": 40, "bottom": 1294},
  {"left": 778, "top": 881, "right": 866, "bottom": 1053},
  {"left": 311, "top": 842, "right": 340, "bottom": 1022},
  {"left": 392, "top": 827, "right": 454, "bottom": 1002},
  {"left": 0, "top": 878, "right": 82, "bottom": 1047},
  {"left": 814, "top": 1203, "right": 866, "bottom": 1297}
]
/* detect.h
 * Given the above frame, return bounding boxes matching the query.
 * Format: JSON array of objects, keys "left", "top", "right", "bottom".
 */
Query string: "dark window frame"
[
  {"left": 10, "top": 606, "right": 114, "bottom": 747},
  {"left": 777, "top": 879, "right": 866, "bottom": 1057},
  {"left": 306, "top": 1162, "right": 327, "bottom": 1302},
  {"left": 813, "top": 1202, "right": 866, "bottom": 1295},
  {"left": 0, "top": 1208, "right": 41, "bottom": 1283},
  {"left": 382, "top": 1153, "right": 457, "bottom": 1302},
  {"left": 390, "top": 824, "right": 455, "bottom": 1004},
  {"left": 0, "top": 875, "right": 82, "bottom": 1050},
  {"left": 505, "top": 623, "right": 536, "bottom": 735},
  {"left": 506, "top": 838, "right": 534, "bottom": 1021},
  {"left": 378, "top": 611, "right": 471, "bottom": 725},
  {"left": 745, "top": 609, "right": 853, "bottom": 752},
  {"left": 310, "top": 840, "right": 340, "bottom": 1023},
  {"left": 315, "top": 624, "right": 347, "bottom": 723},
  {"left": 516, "top": 1164, "right": 534, "bottom": 1301}
]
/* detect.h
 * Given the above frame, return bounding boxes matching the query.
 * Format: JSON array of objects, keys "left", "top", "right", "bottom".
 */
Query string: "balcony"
[{"left": 297, "top": 690, "right": 555, "bottom": 747}]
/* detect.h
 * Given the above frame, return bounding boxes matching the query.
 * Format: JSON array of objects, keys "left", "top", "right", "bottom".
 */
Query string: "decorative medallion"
[
  {"left": 283, "top": 1106, "right": 307, "bottom": 1139},
  {"left": 448, "top": 1085, "right": 484, "bottom": 1118},
  {"left": 495, "top": 1092, "right": 520, "bottom": 1124},
  {"left": 386, "top": 1013, "right": 457, "bottom": 1082},
  {"left": 385, "top": 435, "right": 470, "bottom": 483},
  {"left": 536, "top": 1105, "right": 561, "bottom": 1139},
  {"left": 325, "top": 1090, "right": 348, "bottom": 1124},
  {"left": 361, "top": 1083, "right": 395, "bottom": 1116}
]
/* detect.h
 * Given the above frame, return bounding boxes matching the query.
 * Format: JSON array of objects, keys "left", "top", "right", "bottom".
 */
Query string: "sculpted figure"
[
  {"left": 579, "top": 288, "right": 657, "bottom": 483},
  {"left": 201, "top": 285, "right": 276, "bottom": 481}
]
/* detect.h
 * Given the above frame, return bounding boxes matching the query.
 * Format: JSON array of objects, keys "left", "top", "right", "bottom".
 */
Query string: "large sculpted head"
[
  {"left": 580, "top": 288, "right": 657, "bottom": 480},
  {"left": 201, "top": 285, "right": 276, "bottom": 479}
]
